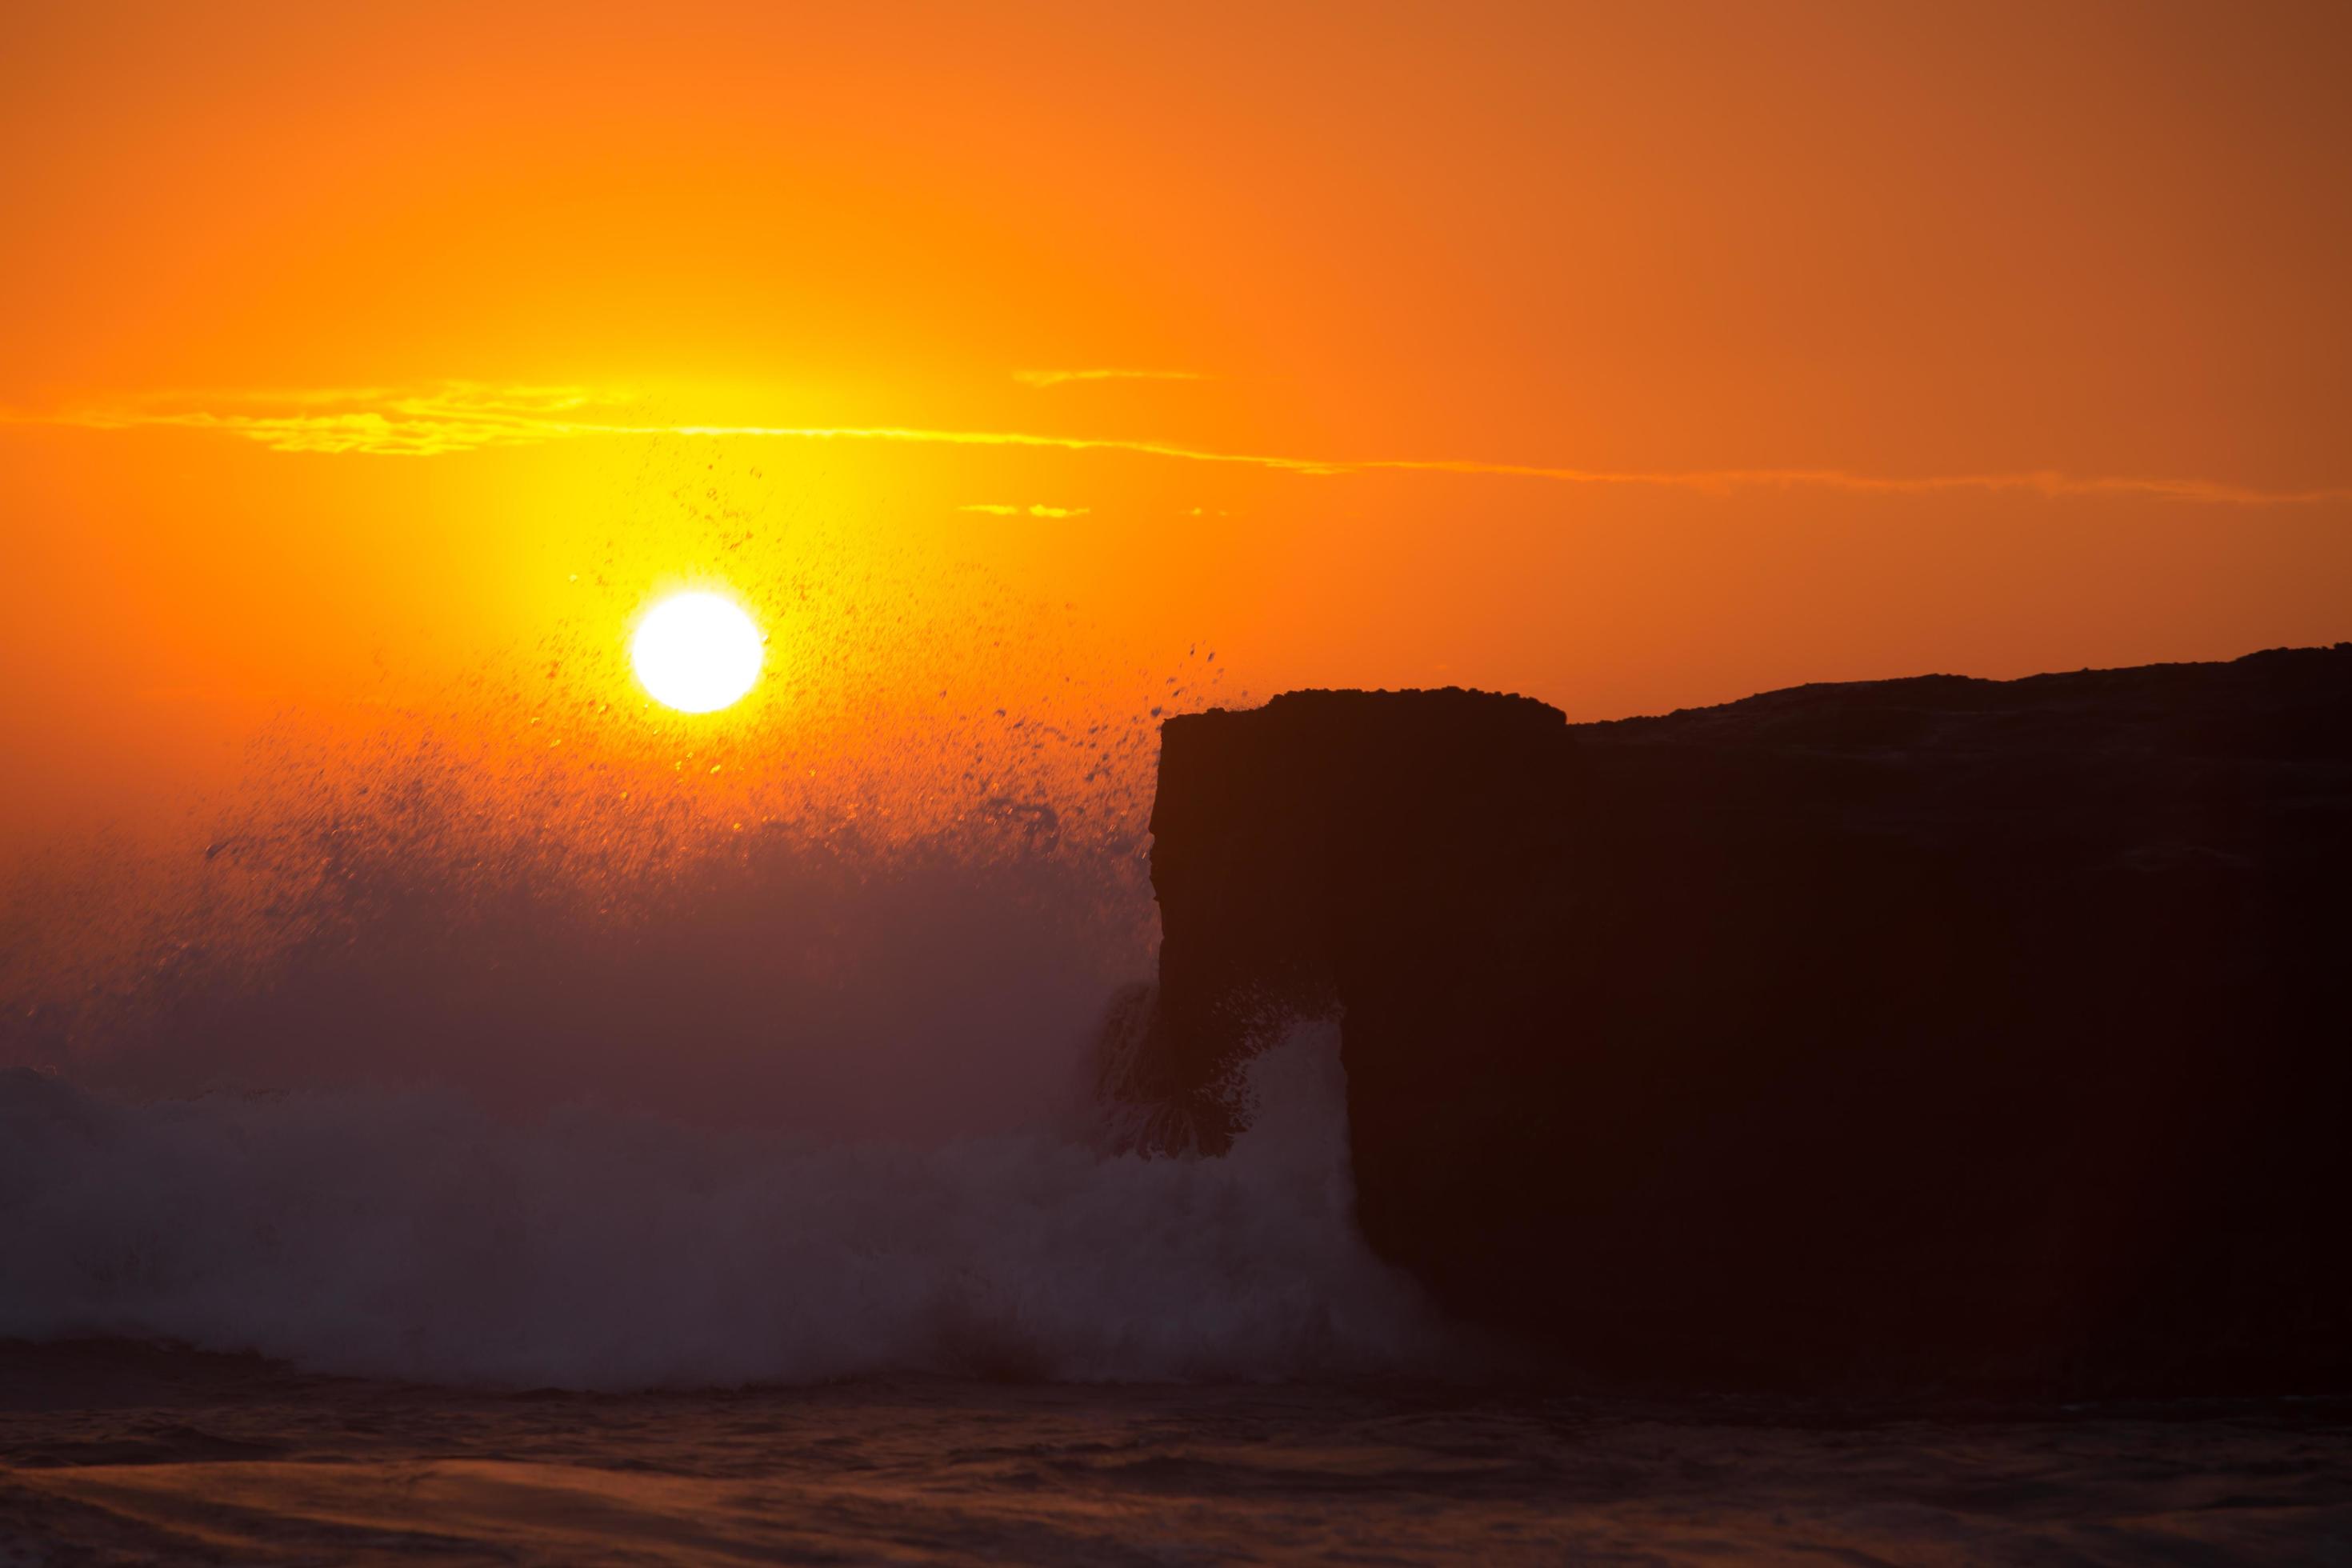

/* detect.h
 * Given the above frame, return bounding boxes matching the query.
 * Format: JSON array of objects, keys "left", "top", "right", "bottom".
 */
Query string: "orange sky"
[{"left": 6, "top": 0, "right": 2350, "bottom": 842}]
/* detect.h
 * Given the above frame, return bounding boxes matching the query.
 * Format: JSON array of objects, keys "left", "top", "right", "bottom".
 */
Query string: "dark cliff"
[{"left": 1118, "top": 646, "right": 2352, "bottom": 1392}]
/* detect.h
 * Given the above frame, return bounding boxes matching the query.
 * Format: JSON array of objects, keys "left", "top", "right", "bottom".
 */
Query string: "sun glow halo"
[{"left": 631, "top": 591, "right": 764, "bottom": 713}]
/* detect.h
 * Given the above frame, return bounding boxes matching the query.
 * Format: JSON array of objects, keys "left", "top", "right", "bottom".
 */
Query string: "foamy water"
[{"left": 0, "top": 1026, "right": 1442, "bottom": 1389}]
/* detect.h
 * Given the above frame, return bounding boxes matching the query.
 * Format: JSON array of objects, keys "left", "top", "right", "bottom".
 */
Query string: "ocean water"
[
  {"left": 6, "top": 753, "right": 2350, "bottom": 1562},
  {"left": 7, "top": 1030, "right": 2351, "bottom": 1562},
  {"left": 5, "top": 1345, "right": 2349, "bottom": 1563}
]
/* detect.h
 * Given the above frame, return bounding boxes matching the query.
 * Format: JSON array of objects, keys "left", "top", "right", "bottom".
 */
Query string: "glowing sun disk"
[{"left": 632, "top": 591, "right": 763, "bottom": 713}]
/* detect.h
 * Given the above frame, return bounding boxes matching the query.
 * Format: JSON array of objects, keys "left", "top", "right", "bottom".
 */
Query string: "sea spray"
[{"left": 0, "top": 1022, "right": 1440, "bottom": 1388}]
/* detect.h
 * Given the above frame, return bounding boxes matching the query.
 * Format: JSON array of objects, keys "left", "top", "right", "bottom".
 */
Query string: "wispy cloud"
[
  {"left": 1012, "top": 368, "right": 1206, "bottom": 389},
  {"left": 21, "top": 384, "right": 614, "bottom": 457},
  {"left": 13, "top": 383, "right": 2349, "bottom": 506},
  {"left": 959, "top": 503, "right": 1093, "bottom": 518}
]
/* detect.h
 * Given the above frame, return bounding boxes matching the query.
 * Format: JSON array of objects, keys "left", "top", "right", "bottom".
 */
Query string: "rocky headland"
[{"left": 1109, "top": 646, "right": 2352, "bottom": 1392}]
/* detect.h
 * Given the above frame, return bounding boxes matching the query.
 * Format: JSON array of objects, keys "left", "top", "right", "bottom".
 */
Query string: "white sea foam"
[{"left": 0, "top": 1023, "right": 1441, "bottom": 1389}]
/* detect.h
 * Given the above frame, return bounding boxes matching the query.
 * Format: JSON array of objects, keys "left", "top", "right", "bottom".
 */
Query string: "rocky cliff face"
[{"left": 1118, "top": 646, "right": 2352, "bottom": 1391}]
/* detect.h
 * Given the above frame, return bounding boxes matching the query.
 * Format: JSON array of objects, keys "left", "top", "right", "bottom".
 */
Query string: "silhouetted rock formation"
[{"left": 1118, "top": 646, "right": 2352, "bottom": 1392}]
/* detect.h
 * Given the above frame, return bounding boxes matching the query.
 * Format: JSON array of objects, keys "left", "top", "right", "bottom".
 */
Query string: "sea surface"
[
  {"left": 5, "top": 1342, "right": 2350, "bottom": 1565},
  {"left": 8, "top": 946, "right": 2351, "bottom": 1562}
]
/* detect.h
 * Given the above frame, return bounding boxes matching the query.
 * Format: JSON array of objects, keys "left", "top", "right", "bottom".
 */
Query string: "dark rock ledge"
[{"left": 1107, "top": 646, "right": 2352, "bottom": 1393}]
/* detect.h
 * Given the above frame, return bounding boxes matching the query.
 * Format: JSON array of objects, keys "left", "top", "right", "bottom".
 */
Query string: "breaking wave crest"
[{"left": 0, "top": 1024, "right": 1442, "bottom": 1389}]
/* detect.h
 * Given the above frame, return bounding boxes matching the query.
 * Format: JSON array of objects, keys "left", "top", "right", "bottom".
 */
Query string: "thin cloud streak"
[
  {"left": 959, "top": 503, "right": 1093, "bottom": 518},
  {"left": 1012, "top": 369, "right": 1207, "bottom": 388},
  {"left": 20, "top": 385, "right": 612, "bottom": 457},
  {"left": 14, "top": 386, "right": 2351, "bottom": 506}
]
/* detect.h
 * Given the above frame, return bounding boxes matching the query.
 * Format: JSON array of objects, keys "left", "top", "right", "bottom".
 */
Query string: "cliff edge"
[{"left": 1116, "top": 646, "right": 2352, "bottom": 1391}]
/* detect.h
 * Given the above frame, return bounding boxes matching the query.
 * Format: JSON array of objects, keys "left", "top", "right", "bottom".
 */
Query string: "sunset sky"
[{"left": 6, "top": 0, "right": 2350, "bottom": 843}]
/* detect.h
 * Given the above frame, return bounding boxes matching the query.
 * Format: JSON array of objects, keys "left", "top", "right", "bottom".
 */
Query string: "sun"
[{"left": 631, "top": 591, "right": 764, "bottom": 713}]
